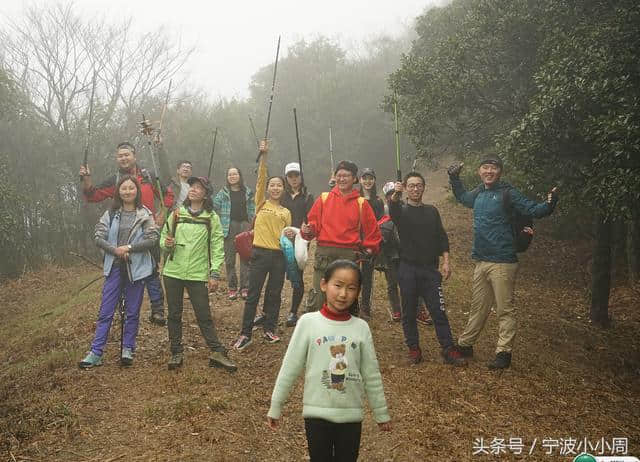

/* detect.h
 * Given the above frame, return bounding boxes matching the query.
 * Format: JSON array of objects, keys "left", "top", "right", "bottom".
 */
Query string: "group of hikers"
[{"left": 76, "top": 136, "right": 558, "bottom": 460}]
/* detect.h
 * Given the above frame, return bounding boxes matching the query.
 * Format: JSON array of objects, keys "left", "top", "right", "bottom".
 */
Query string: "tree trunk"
[
  {"left": 628, "top": 212, "right": 640, "bottom": 287},
  {"left": 591, "top": 215, "right": 612, "bottom": 327}
]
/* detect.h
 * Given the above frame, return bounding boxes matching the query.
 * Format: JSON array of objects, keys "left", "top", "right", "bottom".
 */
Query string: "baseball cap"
[
  {"left": 360, "top": 168, "right": 376, "bottom": 179},
  {"left": 187, "top": 176, "right": 213, "bottom": 195},
  {"left": 284, "top": 162, "right": 301, "bottom": 175},
  {"left": 382, "top": 181, "right": 395, "bottom": 196}
]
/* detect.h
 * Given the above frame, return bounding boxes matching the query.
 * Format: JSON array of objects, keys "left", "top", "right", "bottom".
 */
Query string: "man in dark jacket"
[
  {"left": 448, "top": 158, "right": 558, "bottom": 369},
  {"left": 390, "top": 172, "right": 465, "bottom": 366}
]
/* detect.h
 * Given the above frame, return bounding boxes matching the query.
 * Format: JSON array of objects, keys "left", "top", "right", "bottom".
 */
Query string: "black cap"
[
  {"left": 360, "top": 168, "right": 376, "bottom": 179},
  {"left": 334, "top": 160, "right": 359, "bottom": 179},
  {"left": 479, "top": 157, "right": 503, "bottom": 169},
  {"left": 187, "top": 176, "right": 213, "bottom": 195}
]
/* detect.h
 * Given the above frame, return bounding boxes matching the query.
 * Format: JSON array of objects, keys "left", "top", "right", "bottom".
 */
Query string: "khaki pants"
[
  {"left": 458, "top": 261, "right": 519, "bottom": 353},
  {"left": 305, "top": 246, "right": 358, "bottom": 312}
]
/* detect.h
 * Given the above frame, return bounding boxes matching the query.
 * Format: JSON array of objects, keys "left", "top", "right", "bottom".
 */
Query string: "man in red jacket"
[
  {"left": 79, "top": 141, "right": 173, "bottom": 326},
  {"left": 301, "top": 160, "right": 382, "bottom": 313}
]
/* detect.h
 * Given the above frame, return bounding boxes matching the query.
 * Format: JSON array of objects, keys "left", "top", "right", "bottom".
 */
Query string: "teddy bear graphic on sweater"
[{"left": 328, "top": 344, "right": 348, "bottom": 390}]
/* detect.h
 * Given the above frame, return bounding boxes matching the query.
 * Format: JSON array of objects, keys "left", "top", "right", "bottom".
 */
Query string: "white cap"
[
  {"left": 382, "top": 181, "right": 395, "bottom": 196},
  {"left": 285, "top": 162, "right": 301, "bottom": 175}
]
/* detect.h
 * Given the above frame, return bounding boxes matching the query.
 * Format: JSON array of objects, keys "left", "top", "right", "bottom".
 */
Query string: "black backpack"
[{"left": 470, "top": 185, "right": 534, "bottom": 253}]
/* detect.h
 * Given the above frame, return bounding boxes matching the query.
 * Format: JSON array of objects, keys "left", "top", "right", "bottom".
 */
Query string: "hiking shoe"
[
  {"left": 120, "top": 347, "right": 134, "bottom": 367},
  {"left": 488, "top": 351, "right": 512, "bottom": 370},
  {"left": 285, "top": 312, "right": 298, "bottom": 327},
  {"left": 416, "top": 308, "right": 433, "bottom": 326},
  {"left": 263, "top": 331, "right": 280, "bottom": 344},
  {"left": 78, "top": 352, "right": 103, "bottom": 369},
  {"left": 408, "top": 347, "right": 423, "bottom": 365},
  {"left": 232, "top": 335, "right": 252, "bottom": 352},
  {"left": 209, "top": 351, "right": 237, "bottom": 372},
  {"left": 150, "top": 312, "right": 166, "bottom": 326},
  {"left": 457, "top": 344, "right": 474, "bottom": 358},
  {"left": 168, "top": 352, "right": 183, "bottom": 370},
  {"left": 442, "top": 346, "right": 467, "bottom": 367},
  {"left": 228, "top": 289, "right": 238, "bottom": 300},
  {"left": 252, "top": 313, "right": 266, "bottom": 331},
  {"left": 391, "top": 311, "right": 401, "bottom": 322},
  {"left": 240, "top": 288, "right": 249, "bottom": 299}
]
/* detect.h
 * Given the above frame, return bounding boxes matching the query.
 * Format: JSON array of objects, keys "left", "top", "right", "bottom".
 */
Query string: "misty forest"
[{"left": 1, "top": 0, "right": 639, "bottom": 461}]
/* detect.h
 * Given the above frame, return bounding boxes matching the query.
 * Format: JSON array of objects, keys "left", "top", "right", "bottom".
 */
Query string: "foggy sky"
[{"left": 0, "top": 0, "right": 447, "bottom": 99}]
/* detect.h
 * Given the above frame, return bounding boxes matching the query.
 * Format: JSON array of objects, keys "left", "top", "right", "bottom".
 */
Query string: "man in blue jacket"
[{"left": 448, "top": 158, "right": 558, "bottom": 369}]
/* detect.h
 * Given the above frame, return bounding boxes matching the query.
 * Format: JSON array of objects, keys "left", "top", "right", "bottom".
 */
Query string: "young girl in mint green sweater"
[{"left": 267, "top": 260, "right": 391, "bottom": 461}]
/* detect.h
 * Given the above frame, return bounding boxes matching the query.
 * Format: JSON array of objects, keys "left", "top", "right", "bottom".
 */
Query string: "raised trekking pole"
[
  {"left": 393, "top": 94, "right": 402, "bottom": 181},
  {"left": 248, "top": 115, "right": 260, "bottom": 148},
  {"left": 139, "top": 114, "right": 166, "bottom": 216},
  {"left": 256, "top": 35, "right": 281, "bottom": 162},
  {"left": 207, "top": 127, "right": 218, "bottom": 179},
  {"left": 293, "top": 108, "right": 305, "bottom": 187},
  {"left": 329, "top": 126, "right": 335, "bottom": 175},
  {"left": 80, "top": 71, "right": 97, "bottom": 181}
]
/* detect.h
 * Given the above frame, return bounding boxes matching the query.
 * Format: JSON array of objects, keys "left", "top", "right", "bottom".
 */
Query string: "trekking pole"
[
  {"left": 329, "top": 126, "right": 335, "bottom": 175},
  {"left": 293, "top": 108, "right": 308, "bottom": 224},
  {"left": 80, "top": 71, "right": 97, "bottom": 181},
  {"left": 158, "top": 80, "right": 172, "bottom": 133},
  {"left": 207, "top": 127, "right": 218, "bottom": 179},
  {"left": 248, "top": 115, "right": 260, "bottom": 148},
  {"left": 393, "top": 94, "right": 402, "bottom": 181},
  {"left": 140, "top": 114, "right": 166, "bottom": 215},
  {"left": 118, "top": 268, "right": 128, "bottom": 366},
  {"left": 256, "top": 35, "right": 281, "bottom": 162}
]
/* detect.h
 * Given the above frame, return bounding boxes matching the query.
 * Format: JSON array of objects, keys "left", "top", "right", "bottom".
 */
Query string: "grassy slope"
[{"left": 1, "top": 182, "right": 639, "bottom": 461}]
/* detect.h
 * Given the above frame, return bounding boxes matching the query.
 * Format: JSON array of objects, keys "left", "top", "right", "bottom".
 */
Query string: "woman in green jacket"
[{"left": 160, "top": 176, "right": 237, "bottom": 372}]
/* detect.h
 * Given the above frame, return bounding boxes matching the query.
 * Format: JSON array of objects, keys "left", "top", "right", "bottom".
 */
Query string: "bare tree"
[{"left": 0, "top": 4, "right": 193, "bottom": 136}]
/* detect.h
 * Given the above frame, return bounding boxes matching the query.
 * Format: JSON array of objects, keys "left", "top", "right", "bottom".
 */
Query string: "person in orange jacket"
[{"left": 301, "top": 160, "right": 382, "bottom": 314}]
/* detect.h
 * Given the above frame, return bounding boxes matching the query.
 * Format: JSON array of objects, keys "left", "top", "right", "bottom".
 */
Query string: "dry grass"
[{"left": 1, "top": 174, "right": 639, "bottom": 461}]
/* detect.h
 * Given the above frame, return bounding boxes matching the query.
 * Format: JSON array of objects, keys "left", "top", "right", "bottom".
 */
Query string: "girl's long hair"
[
  {"left": 111, "top": 175, "right": 142, "bottom": 212},
  {"left": 226, "top": 166, "right": 246, "bottom": 191},
  {"left": 323, "top": 259, "right": 362, "bottom": 316}
]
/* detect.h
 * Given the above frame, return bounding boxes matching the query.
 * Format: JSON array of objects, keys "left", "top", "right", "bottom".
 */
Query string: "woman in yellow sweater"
[{"left": 233, "top": 141, "right": 292, "bottom": 350}]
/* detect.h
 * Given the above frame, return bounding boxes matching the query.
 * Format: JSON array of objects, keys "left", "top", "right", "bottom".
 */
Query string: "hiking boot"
[
  {"left": 391, "top": 311, "right": 401, "bottom": 322},
  {"left": 209, "top": 351, "right": 237, "bottom": 372},
  {"left": 441, "top": 346, "right": 467, "bottom": 367},
  {"left": 228, "top": 289, "right": 238, "bottom": 300},
  {"left": 408, "top": 347, "right": 422, "bottom": 365},
  {"left": 232, "top": 335, "right": 252, "bottom": 352},
  {"left": 285, "top": 312, "right": 298, "bottom": 327},
  {"left": 240, "top": 288, "right": 249, "bottom": 300},
  {"left": 120, "top": 347, "right": 134, "bottom": 367},
  {"left": 252, "top": 313, "right": 266, "bottom": 331},
  {"left": 150, "top": 312, "right": 166, "bottom": 326},
  {"left": 488, "top": 351, "right": 512, "bottom": 370},
  {"left": 78, "top": 351, "right": 103, "bottom": 369},
  {"left": 457, "top": 344, "right": 474, "bottom": 358},
  {"left": 263, "top": 331, "right": 280, "bottom": 344},
  {"left": 416, "top": 308, "right": 433, "bottom": 326},
  {"left": 168, "top": 352, "right": 183, "bottom": 370}
]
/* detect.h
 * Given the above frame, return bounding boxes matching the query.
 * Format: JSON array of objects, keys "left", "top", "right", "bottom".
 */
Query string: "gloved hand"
[{"left": 447, "top": 162, "right": 464, "bottom": 178}]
